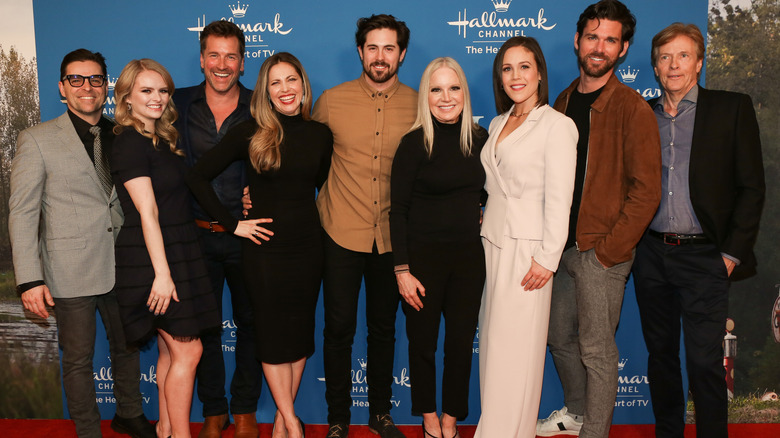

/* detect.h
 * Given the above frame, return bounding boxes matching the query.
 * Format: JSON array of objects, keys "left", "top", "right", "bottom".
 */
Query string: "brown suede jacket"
[{"left": 553, "top": 73, "right": 661, "bottom": 267}]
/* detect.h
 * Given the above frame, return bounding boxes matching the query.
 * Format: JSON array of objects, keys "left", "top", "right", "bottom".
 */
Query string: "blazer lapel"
[
  {"left": 499, "top": 105, "right": 544, "bottom": 147},
  {"left": 484, "top": 112, "right": 510, "bottom": 197},
  {"left": 54, "top": 113, "right": 109, "bottom": 201},
  {"left": 690, "top": 86, "right": 709, "bottom": 162}
]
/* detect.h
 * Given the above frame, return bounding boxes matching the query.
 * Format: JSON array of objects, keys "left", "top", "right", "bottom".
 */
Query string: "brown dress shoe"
[
  {"left": 233, "top": 412, "right": 259, "bottom": 438},
  {"left": 198, "top": 413, "right": 229, "bottom": 438}
]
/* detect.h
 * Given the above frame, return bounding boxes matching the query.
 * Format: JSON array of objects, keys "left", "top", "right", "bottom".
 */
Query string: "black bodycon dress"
[{"left": 187, "top": 113, "right": 333, "bottom": 364}]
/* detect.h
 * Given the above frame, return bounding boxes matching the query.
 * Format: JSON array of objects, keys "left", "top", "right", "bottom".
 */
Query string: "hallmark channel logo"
[
  {"left": 186, "top": 1, "right": 293, "bottom": 60},
  {"left": 615, "top": 357, "right": 650, "bottom": 409},
  {"left": 492, "top": 0, "right": 513, "bottom": 13},
  {"left": 616, "top": 64, "right": 663, "bottom": 98},
  {"left": 93, "top": 362, "right": 158, "bottom": 387},
  {"left": 222, "top": 318, "right": 238, "bottom": 352},
  {"left": 99, "top": 72, "right": 119, "bottom": 117},
  {"left": 228, "top": 1, "right": 248, "bottom": 18},
  {"left": 446, "top": 0, "right": 557, "bottom": 56},
  {"left": 618, "top": 66, "right": 638, "bottom": 83},
  {"left": 317, "top": 357, "right": 410, "bottom": 408}
]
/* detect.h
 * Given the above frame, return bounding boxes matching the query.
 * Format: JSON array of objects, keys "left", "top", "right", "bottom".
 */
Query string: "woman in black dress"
[
  {"left": 390, "top": 57, "right": 487, "bottom": 438},
  {"left": 111, "top": 59, "right": 220, "bottom": 438},
  {"left": 187, "top": 52, "right": 332, "bottom": 438}
]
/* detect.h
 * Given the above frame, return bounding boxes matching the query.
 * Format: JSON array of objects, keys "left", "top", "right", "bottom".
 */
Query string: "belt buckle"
[
  {"left": 663, "top": 233, "right": 681, "bottom": 245},
  {"left": 209, "top": 221, "right": 219, "bottom": 232}
]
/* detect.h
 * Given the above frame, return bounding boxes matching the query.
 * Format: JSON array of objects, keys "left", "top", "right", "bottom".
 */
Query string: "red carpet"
[{"left": 1, "top": 420, "right": 780, "bottom": 437}]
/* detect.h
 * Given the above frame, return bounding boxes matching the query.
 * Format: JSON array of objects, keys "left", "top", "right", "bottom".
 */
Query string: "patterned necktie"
[{"left": 89, "top": 125, "right": 113, "bottom": 197}]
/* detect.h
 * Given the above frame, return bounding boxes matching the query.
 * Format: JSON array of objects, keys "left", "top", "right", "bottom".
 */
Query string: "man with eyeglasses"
[{"left": 9, "top": 49, "right": 154, "bottom": 438}]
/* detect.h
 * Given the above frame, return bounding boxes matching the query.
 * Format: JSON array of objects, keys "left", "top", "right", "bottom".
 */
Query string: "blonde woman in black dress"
[{"left": 111, "top": 59, "right": 220, "bottom": 438}]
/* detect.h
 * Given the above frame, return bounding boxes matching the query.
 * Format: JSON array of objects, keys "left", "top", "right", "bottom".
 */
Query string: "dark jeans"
[
  {"left": 402, "top": 240, "right": 484, "bottom": 419},
  {"left": 195, "top": 230, "right": 262, "bottom": 417},
  {"left": 54, "top": 292, "right": 142, "bottom": 438},
  {"left": 322, "top": 230, "right": 400, "bottom": 424},
  {"left": 633, "top": 234, "right": 729, "bottom": 438}
]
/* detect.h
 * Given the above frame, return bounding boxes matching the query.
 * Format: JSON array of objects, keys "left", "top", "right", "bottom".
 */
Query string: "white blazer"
[{"left": 480, "top": 104, "right": 578, "bottom": 272}]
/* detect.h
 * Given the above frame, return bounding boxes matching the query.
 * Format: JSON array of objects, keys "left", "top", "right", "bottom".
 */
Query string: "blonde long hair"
[
  {"left": 113, "top": 59, "right": 181, "bottom": 155},
  {"left": 412, "top": 57, "right": 477, "bottom": 157},
  {"left": 248, "top": 52, "right": 312, "bottom": 172}
]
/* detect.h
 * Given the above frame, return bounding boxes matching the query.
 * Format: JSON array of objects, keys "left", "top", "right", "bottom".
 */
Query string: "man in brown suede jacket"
[{"left": 536, "top": 1, "right": 661, "bottom": 438}]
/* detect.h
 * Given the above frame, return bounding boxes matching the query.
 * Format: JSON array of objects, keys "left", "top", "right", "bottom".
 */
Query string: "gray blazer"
[{"left": 9, "top": 112, "right": 123, "bottom": 298}]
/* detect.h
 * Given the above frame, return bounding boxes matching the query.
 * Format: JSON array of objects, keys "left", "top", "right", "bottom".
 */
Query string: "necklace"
[{"left": 509, "top": 110, "right": 530, "bottom": 118}]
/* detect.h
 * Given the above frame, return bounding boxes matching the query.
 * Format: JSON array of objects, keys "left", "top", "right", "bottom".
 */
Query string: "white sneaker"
[{"left": 536, "top": 406, "right": 583, "bottom": 436}]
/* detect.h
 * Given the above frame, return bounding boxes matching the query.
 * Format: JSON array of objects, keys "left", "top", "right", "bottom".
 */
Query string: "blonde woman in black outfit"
[
  {"left": 187, "top": 52, "right": 332, "bottom": 438},
  {"left": 390, "top": 57, "right": 487, "bottom": 438}
]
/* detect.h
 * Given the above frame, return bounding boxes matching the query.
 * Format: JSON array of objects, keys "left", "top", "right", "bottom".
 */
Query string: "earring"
[{"left": 127, "top": 103, "right": 132, "bottom": 111}]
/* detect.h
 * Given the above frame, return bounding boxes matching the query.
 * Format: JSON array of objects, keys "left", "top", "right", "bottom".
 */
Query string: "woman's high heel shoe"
[
  {"left": 423, "top": 421, "right": 440, "bottom": 438},
  {"left": 271, "top": 411, "right": 283, "bottom": 438}
]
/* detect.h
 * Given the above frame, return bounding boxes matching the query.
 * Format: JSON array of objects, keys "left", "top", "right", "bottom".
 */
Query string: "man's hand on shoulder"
[{"left": 21, "top": 284, "right": 54, "bottom": 319}]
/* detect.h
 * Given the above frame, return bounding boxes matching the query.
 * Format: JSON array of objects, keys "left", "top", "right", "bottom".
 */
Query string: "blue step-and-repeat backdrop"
[{"left": 31, "top": 0, "right": 708, "bottom": 425}]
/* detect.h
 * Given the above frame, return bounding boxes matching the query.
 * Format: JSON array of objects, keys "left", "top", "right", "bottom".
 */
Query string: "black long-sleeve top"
[
  {"left": 186, "top": 114, "right": 332, "bottom": 248},
  {"left": 390, "top": 117, "right": 488, "bottom": 267}
]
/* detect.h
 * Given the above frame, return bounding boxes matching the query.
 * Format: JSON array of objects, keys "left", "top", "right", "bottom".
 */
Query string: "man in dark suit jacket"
[
  {"left": 633, "top": 23, "right": 765, "bottom": 438},
  {"left": 9, "top": 49, "right": 153, "bottom": 438}
]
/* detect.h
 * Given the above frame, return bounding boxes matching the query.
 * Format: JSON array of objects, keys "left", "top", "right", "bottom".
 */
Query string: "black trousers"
[
  {"left": 322, "top": 230, "right": 400, "bottom": 424},
  {"left": 632, "top": 234, "right": 729, "bottom": 438},
  {"left": 195, "top": 230, "right": 263, "bottom": 416},
  {"left": 402, "top": 240, "right": 484, "bottom": 419}
]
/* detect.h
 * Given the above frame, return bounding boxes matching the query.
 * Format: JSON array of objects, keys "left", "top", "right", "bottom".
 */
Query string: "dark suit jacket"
[{"left": 650, "top": 86, "right": 765, "bottom": 279}]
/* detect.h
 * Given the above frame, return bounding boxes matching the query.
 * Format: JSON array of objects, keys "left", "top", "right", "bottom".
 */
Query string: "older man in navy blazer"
[
  {"left": 633, "top": 23, "right": 765, "bottom": 438},
  {"left": 9, "top": 49, "right": 153, "bottom": 438}
]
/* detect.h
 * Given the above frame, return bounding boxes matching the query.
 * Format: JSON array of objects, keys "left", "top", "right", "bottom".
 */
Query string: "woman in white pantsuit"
[{"left": 475, "top": 36, "right": 578, "bottom": 438}]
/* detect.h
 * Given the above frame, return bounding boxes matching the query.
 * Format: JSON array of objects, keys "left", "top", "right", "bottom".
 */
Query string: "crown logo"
[
  {"left": 106, "top": 75, "right": 117, "bottom": 90},
  {"left": 492, "top": 0, "right": 512, "bottom": 12},
  {"left": 618, "top": 66, "right": 638, "bottom": 83},
  {"left": 617, "top": 358, "right": 628, "bottom": 371},
  {"left": 357, "top": 358, "right": 367, "bottom": 370},
  {"left": 229, "top": 1, "right": 249, "bottom": 18}
]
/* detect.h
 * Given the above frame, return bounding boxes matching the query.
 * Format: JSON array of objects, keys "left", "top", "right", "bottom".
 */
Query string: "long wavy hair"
[
  {"left": 248, "top": 52, "right": 312, "bottom": 172},
  {"left": 412, "top": 57, "right": 477, "bottom": 157},
  {"left": 113, "top": 58, "right": 181, "bottom": 155}
]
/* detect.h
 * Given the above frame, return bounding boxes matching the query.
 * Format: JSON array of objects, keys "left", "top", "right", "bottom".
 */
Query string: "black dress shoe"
[
  {"left": 326, "top": 423, "right": 349, "bottom": 438},
  {"left": 111, "top": 413, "right": 156, "bottom": 438},
  {"left": 368, "top": 413, "right": 405, "bottom": 438}
]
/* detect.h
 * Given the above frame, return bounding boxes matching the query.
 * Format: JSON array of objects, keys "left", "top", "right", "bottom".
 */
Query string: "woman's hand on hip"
[{"left": 235, "top": 218, "right": 274, "bottom": 245}]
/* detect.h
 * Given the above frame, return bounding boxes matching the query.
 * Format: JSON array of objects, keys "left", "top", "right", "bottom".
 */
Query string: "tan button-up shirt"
[{"left": 313, "top": 75, "right": 418, "bottom": 254}]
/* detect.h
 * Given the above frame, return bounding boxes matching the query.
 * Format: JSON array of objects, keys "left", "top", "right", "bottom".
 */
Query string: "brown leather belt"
[
  {"left": 195, "top": 219, "right": 227, "bottom": 233},
  {"left": 648, "top": 229, "right": 712, "bottom": 245}
]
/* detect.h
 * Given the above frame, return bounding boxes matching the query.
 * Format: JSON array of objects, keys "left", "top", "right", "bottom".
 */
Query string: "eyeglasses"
[{"left": 61, "top": 74, "right": 106, "bottom": 87}]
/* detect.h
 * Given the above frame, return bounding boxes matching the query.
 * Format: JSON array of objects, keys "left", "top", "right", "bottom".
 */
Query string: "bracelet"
[{"left": 394, "top": 264, "right": 410, "bottom": 274}]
